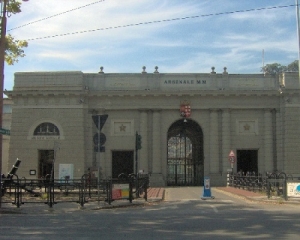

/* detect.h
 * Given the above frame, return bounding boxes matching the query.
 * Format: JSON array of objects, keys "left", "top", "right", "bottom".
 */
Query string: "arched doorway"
[{"left": 167, "top": 119, "right": 204, "bottom": 186}]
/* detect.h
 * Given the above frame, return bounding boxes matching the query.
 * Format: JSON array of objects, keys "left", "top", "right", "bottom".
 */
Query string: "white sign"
[
  {"left": 59, "top": 164, "right": 74, "bottom": 180},
  {"left": 287, "top": 182, "right": 300, "bottom": 197},
  {"left": 204, "top": 178, "right": 210, "bottom": 189}
]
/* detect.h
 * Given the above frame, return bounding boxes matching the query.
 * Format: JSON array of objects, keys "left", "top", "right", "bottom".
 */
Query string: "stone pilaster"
[
  {"left": 264, "top": 109, "right": 273, "bottom": 172},
  {"left": 152, "top": 110, "right": 161, "bottom": 173},
  {"left": 209, "top": 109, "right": 219, "bottom": 173},
  {"left": 139, "top": 110, "right": 148, "bottom": 173},
  {"left": 222, "top": 109, "right": 231, "bottom": 173},
  {"left": 275, "top": 109, "right": 283, "bottom": 171},
  {"left": 149, "top": 110, "right": 165, "bottom": 186}
]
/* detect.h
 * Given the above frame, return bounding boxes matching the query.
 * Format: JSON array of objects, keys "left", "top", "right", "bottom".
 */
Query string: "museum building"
[{"left": 5, "top": 67, "right": 300, "bottom": 186}]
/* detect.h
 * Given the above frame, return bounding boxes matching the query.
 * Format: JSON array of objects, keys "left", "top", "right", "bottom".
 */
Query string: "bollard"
[{"left": 201, "top": 176, "right": 215, "bottom": 200}]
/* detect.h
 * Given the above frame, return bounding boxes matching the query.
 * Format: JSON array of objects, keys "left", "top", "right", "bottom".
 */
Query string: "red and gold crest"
[{"left": 180, "top": 101, "right": 191, "bottom": 118}]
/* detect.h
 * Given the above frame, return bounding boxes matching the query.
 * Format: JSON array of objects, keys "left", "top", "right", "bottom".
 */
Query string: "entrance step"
[
  {"left": 147, "top": 188, "right": 165, "bottom": 200},
  {"left": 149, "top": 173, "right": 164, "bottom": 187}
]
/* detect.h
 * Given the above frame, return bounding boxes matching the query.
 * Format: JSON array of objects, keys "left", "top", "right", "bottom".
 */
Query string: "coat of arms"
[{"left": 180, "top": 101, "right": 191, "bottom": 118}]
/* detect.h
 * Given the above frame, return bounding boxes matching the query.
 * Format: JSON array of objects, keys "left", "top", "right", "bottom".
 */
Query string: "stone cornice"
[
  {"left": 6, "top": 87, "right": 300, "bottom": 100},
  {"left": 5, "top": 90, "right": 87, "bottom": 98}
]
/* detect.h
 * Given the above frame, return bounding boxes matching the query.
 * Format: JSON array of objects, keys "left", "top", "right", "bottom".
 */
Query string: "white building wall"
[{"left": 6, "top": 71, "right": 300, "bottom": 186}]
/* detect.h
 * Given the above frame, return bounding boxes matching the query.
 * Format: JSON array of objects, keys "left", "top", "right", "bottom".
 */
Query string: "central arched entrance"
[{"left": 167, "top": 119, "right": 204, "bottom": 186}]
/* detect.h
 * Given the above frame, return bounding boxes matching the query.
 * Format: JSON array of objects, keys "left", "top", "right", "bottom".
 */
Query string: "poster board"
[
  {"left": 59, "top": 164, "right": 74, "bottom": 180},
  {"left": 112, "top": 184, "right": 130, "bottom": 200},
  {"left": 287, "top": 182, "right": 300, "bottom": 197}
]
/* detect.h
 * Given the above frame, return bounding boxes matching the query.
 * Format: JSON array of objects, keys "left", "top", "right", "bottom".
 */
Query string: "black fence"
[
  {"left": 228, "top": 172, "right": 267, "bottom": 192},
  {"left": 228, "top": 171, "right": 300, "bottom": 200},
  {"left": 1, "top": 173, "right": 149, "bottom": 208}
]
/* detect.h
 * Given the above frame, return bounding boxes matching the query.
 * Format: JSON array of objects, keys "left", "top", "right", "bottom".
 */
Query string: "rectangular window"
[{"left": 3, "top": 104, "right": 12, "bottom": 114}]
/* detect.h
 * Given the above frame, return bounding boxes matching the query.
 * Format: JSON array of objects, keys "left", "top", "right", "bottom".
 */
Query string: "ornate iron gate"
[
  {"left": 167, "top": 119, "right": 203, "bottom": 186},
  {"left": 167, "top": 134, "right": 194, "bottom": 185}
]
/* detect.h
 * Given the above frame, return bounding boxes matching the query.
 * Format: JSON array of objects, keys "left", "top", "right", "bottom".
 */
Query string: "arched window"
[{"left": 34, "top": 122, "right": 60, "bottom": 136}]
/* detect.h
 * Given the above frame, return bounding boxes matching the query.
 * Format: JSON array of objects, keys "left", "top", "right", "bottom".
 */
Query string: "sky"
[{"left": 3, "top": 0, "right": 300, "bottom": 90}]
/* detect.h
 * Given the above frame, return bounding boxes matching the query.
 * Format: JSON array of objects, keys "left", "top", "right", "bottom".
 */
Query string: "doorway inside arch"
[{"left": 167, "top": 119, "right": 204, "bottom": 186}]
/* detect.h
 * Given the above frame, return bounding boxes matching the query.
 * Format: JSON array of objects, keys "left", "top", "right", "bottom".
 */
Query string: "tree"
[
  {"left": 0, "top": 0, "right": 28, "bottom": 65},
  {"left": 5, "top": 34, "right": 28, "bottom": 65},
  {"left": 287, "top": 60, "right": 299, "bottom": 72},
  {"left": 261, "top": 63, "right": 287, "bottom": 75},
  {"left": 261, "top": 60, "right": 299, "bottom": 75}
]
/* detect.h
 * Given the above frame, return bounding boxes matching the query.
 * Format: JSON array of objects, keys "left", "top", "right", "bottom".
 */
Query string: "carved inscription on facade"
[
  {"left": 161, "top": 79, "right": 208, "bottom": 89},
  {"left": 31, "top": 136, "right": 61, "bottom": 140}
]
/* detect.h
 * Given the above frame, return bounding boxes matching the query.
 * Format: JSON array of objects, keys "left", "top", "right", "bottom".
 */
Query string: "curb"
[{"left": 215, "top": 187, "right": 300, "bottom": 205}]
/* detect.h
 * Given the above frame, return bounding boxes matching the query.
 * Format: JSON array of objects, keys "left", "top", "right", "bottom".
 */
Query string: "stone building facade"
[
  {"left": 1, "top": 98, "right": 12, "bottom": 174},
  {"left": 5, "top": 68, "right": 300, "bottom": 186}
]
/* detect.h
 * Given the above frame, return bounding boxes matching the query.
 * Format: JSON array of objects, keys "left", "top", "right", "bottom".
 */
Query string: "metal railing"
[
  {"left": 228, "top": 171, "right": 300, "bottom": 200},
  {"left": 1, "top": 173, "right": 149, "bottom": 208},
  {"left": 228, "top": 172, "right": 267, "bottom": 192}
]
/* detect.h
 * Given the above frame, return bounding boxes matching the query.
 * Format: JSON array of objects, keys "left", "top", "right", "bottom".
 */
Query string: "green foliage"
[
  {"left": 1, "top": 0, "right": 28, "bottom": 65},
  {"left": 5, "top": 34, "right": 28, "bottom": 65},
  {"left": 261, "top": 60, "right": 299, "bottom": 75},
  {"left": 287, "top": 60, "right": 299, "bottom": 72},
  {"left": 261, "top": 63, "right": 287, "bottom": 75},
  {"left": 7, "top": 0, "right": 22, "bottom": 14}
]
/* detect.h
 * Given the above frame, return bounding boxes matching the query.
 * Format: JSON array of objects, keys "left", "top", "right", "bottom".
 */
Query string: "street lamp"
[{"left": 0, "top": 0, "right": 28, "bottom": 208}]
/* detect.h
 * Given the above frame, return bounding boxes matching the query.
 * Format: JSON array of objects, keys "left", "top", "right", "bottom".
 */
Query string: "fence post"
[
  {"left": 136, "top": 174, "right": 139, "bottom": 199},
  {"left": 267, "top": 179, "right": 271, "bottom": 199},
  {"left": 144, "top": 176, "right": 149, "bottom": 201},
  {"left": 283, "top": 176, "right": 288, "bottom": 201},
  {"left": 46, "top": 176, "right": 55, "bottom": 208},
  {"left": 12, "top": 174, "right": 22, "bottom": 208},
  {"left": 106, "top": 179, "right": 112, "bottom": 205},
  {"left": 129, "top": 179, "right": 133, "bottom": 203},
  {"left": 79, "top": 174, "right": 88, "bottom": 207}
]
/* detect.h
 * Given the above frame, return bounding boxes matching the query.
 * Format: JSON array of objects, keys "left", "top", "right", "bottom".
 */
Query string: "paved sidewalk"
[
  {"left": 217, "top": 186, "right": 300, "bottom": 204},
  {"left": 217, "top": 186, "right": 264, "bottom": 198}
]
